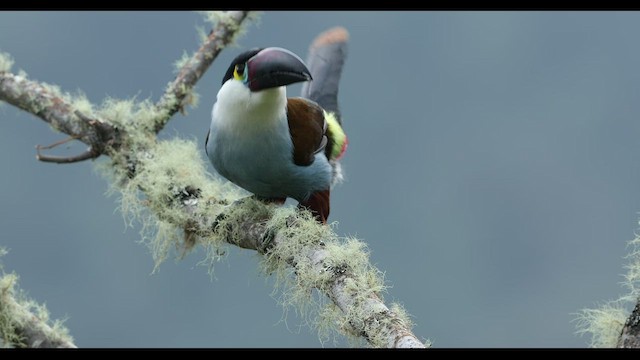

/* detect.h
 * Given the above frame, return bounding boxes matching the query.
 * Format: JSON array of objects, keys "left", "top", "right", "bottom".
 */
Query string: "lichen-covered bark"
[
  {"left": 1, "top": 294, "right": 76, "bottom": 348},
  {"left": 153, "top": 11, "right": 250, "bottom": 133},
  {"left": 209, "top": 207, "right": 426, "bottom": 348},
  {"left": 0, "top": 273, "right": 76, "bottom": 348},
  {"left": 0, "top": 72, "right": 116, "bottom": 154},
  {"left": 618, "top": 302, "right": 640, "bottom": 348}
]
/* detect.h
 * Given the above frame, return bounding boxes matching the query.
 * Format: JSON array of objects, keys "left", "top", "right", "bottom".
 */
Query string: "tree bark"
[
  {"left": 0, "top": 288, "right": 76, "bottom": 348},
  {"left": 618, "top": 301, "right": 640, "bottom": 348}
]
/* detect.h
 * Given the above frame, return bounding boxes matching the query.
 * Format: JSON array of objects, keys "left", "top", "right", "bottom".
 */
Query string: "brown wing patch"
[{"left": 287, "top": 97, "right": 327, "bottom": 166}]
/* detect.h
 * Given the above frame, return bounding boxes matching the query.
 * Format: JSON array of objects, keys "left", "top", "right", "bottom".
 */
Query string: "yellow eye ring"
[{"left": 233, "top": 64, "right": 246, "bottom": 81}]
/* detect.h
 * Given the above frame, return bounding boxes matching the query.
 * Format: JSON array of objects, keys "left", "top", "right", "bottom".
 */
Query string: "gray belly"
[{"left": 206, "top": 126, "right": 333, "bottom": 201}]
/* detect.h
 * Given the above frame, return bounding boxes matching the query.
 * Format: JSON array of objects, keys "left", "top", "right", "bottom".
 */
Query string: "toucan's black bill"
[{"left": 247, "top": 47, "right": 312, "bottom": 92}]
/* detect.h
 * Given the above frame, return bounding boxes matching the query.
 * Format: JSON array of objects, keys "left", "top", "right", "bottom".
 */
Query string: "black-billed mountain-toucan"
[{"left": 205, "top": 27, "right": 349, "bottom": 223}]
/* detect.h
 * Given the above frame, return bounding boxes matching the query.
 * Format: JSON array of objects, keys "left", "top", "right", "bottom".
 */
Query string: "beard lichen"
[
  {"left": 0, "top": 249, "right": 73, "bottom": 348},
  {"left": 0, "top": 273, "right": 22, "bottom": 347},
  {"left": 256, "top": 208, "right": 417, "bottom": 347},
  {"left": 575, "top": 235, "right": 640, "bottom": 347},
  {"left": 99, "top": 136, "right": 244, "bottom": 273},
  {"left": 195, "top": 11, "right": 261, "bottom": 46},
  {"left": 0, "top": 50, "right": 14, "bottom": 73},
  {"left": 575, "top": 301, "right": 627, "bottom": 348}
]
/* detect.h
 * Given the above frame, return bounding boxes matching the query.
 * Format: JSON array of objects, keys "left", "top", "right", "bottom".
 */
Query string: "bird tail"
[{"left": 300, "top": 27, "right": 349, "bottom": 125}]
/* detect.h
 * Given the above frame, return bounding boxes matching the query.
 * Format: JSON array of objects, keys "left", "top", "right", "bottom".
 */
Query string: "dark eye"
[{"left": 235, "top": 63, "right": 245, "bottom": 74}]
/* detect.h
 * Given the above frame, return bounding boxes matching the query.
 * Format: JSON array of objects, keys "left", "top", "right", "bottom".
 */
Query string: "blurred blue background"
[{"left": 1, "top": 11, "right": 638, "bottom": 347}]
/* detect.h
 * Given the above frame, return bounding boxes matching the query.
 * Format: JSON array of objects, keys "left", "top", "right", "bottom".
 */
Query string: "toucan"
[{"left": 205, "top": 27, "right": 349, "bottom": 223}]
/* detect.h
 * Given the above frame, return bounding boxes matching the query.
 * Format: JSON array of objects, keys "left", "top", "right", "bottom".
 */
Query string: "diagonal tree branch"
[
  {"left": 215, "top": 208, "right": 425, "bottom": 347},
  {"left": 0, "top": 73, "right": 117, "bottom": 162},
  {"left": 0, "top": 290, "right": 76, "bottom": 348},
  {"left": 576, "top": 234, "right": 640, "bottom": 348},
  {"left": 0, "top": 270, "right": 76, "bottom": 348},
  {"left": 152, "top": 11, "right": 251, "bottom": 133}
]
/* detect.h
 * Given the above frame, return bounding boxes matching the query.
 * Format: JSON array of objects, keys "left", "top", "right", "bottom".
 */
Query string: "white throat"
[{"left": 212, "top": 80, "right": 287, "bottom": 132}]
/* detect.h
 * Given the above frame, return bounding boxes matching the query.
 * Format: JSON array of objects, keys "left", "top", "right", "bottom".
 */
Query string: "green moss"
[
  {"left": 91, "top": 96, "right": 172, "bottom": 185},
  {"left": 0, "top": 249, "right": 73, "bottom": 348},
  {"left": 622, "top": 237, "right": 640, "bottom": 301},
  {"left": 70, "top": 91, "right": 95, "bottom": 116},
  {"left": 0, "top": 272, "right": 23, "bottom": 347},
  {"left": 99, "top": 136, "right": 246, "bottom": 272},
  {"left": 575, "top": 233, "right": 640, "bottom": 347},
  {"left": 173, "top": 50, "right": 192, "bottom": 74},
  {"left": 0, "top": 51, "right": 14, "bottom": 73},
  {"left": 195, "top": 25, "right": 209, "bottom": 45},
  {"left": 196, "top": 11, "right": 261, "bottom": 47},
  {"left": 97, "top": 97, "right": 162, "bottom": 136},
  {"left": 575, "top": 301, "right": 626, "bottom": 348},
  {"left": 388, "top": 302, "right": 432, "bottom": 347},
  {"left": 255, "top": 207, "right": 416, "bottom": 347}
]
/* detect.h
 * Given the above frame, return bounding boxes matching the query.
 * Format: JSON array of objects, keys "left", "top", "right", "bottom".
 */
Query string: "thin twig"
[
  {"left": 0, "top": 73, "right": 118, "bottom": 163},
  {"left": 35, "top": 146, "right": 98, "bottom": 164},
  {"left": 35, "top": 136, "right": 79, "bottom": 151},
  {"left": 34, "top": 134, "right": 101, "bottom": 164}
]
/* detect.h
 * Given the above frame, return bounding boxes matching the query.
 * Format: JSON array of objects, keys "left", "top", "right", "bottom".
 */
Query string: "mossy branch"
[
  {"left": 575, "top": 234, "right": 640, "bottom": 348},
  {"left": 211, "top": 200, "right": 426, "bottom": 347},
  {"left": 0, "top": 72, "right": 118, "bottom": 162},
  {"left": 152, "top": 11, "right": 252, "bottom": 133},
  {"left": 618, "top": 302, "right": 640, "bottom": 347},
  {"left": 0, "top": 13, "right": 427, "bottom": 348},
  {"left": 0, "top": 251, "right": 75, "bottom": 348}
]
